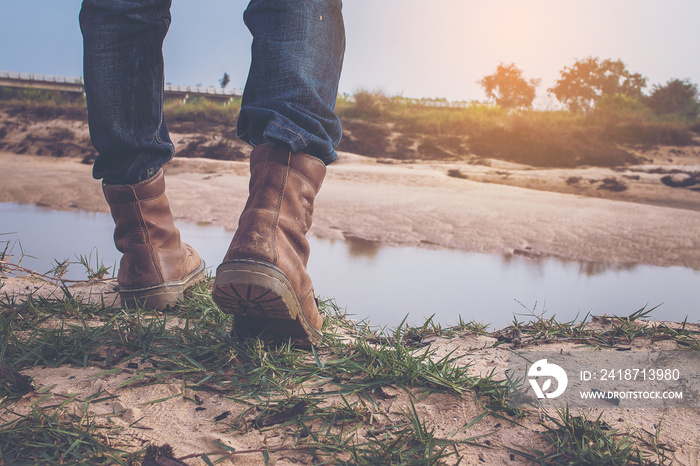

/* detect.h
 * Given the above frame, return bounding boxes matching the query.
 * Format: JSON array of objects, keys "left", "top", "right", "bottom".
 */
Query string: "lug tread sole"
[{"left": 212, "top": 259, "right": 322, "bottom": 346}]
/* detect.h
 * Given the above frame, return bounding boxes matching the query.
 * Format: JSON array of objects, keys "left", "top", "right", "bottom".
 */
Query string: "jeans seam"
[
  {"left": 269, "top": 121, "right": 308, "bottom": 148},
  {"left": 157, "top": 0, "right": 172, "bottom": 27},
  {"left": 155, "top": 0, "right": 173, "bottom": 159}
]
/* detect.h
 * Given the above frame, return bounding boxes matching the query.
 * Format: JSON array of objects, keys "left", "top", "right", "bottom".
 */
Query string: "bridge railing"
[
  {"left": 0, "top": 71, "right": 242, "bottom": 101},
  {"left": 2, "top": 71, "right": 477, "bottom": 108},
  {"left": 0, "top": 71, "right": 82, "bottom": 85}
]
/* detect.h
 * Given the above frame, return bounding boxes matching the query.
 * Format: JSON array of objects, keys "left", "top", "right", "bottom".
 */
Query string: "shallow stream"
[{"left": 2, "top": 202, "right": 698, "bottom": 330}]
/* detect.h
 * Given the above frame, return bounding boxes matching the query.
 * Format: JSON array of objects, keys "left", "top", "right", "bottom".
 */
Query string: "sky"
[{"left": 2, "top": 0, "right": 700, "bottom": 107}]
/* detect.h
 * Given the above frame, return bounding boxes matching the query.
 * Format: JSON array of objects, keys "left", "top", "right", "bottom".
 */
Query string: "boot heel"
[
  {"left": 213, "top": 258, "right": 322, "bottom": 345},
  {"left": 120, "top": 259, "right": 206, "bottom": 309}
]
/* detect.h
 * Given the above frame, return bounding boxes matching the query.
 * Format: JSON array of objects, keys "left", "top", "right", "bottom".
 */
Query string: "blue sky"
[{"left": 2, "top": 0, "right": 700, "bottom": 105}]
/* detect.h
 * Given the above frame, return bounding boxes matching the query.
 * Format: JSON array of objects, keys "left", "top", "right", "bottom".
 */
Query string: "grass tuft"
[
  {"left": 508, "top": 407, "right": 651, "bottom": 465},
  {"left": 0, "top": 404, "right": 134, "bottom": 465}
]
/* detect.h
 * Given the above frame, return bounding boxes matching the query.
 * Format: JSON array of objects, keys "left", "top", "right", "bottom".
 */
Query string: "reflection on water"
[
  {"left": 342, "top": 235, "right": 381, "bottom": 258},
  {"left": 577, "top": 261, "right": 639, "bottom": 277},
  {"left": 2, "top": 202, "right": 698, "bottom": 330},
  {"left": 503, "top": 249, "right": 641, "bottom": 278}
]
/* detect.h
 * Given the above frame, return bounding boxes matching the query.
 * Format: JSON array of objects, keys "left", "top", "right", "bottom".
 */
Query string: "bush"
[
  {"left": 337, "top": 90, "right": 392, "bottom": 119},
  {"left": 164, "top": 98, "right": 240, "bottom": 125},
  {"left": 0, "top": 99, "right": 87, "bottom": 121},
  {"left": 602, "top": 122, "right": 694, "bottom": 146},
  {"left": 588, "top": 94, "right": 653, "bottom": 125},
  {"left": 468, "top": 116, "right": 642, "bottom": 168},
  {"left": 645, "top": 78, "right": 700, "bottom": 120},
  {"left": 0, "top": 87, "right": 85, "bottom": 105}
]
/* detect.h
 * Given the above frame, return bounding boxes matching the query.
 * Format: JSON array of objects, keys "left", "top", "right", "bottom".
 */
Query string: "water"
[{"left": 2, "top": 202, "right": 698, "bottom": 330}]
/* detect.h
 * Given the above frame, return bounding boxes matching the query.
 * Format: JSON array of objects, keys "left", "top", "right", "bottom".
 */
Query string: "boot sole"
[
  {"left": 119, "top": 259, "right": 206, "bottom": 310},
  {"left": 212, "top": 258, "right": 323, "bottom": 346}
]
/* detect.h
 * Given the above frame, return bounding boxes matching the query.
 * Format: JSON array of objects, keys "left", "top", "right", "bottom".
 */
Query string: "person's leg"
[
  {"left": 80, "top": 0, "right": 175, "bottom": 184},
  {"left": 237, "top": 0, "right": 345, "bottom": 165},
  {"left": 213, "top": 0, "right": 345, "bottom": 345},
  {"left": 80, "top": 0, "right": 204, "bottom": 309}
]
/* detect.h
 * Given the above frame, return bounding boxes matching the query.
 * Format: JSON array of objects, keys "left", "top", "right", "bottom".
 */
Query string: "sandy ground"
[{"left": 2, "top": 117, "right": 700, "bottom": 463}]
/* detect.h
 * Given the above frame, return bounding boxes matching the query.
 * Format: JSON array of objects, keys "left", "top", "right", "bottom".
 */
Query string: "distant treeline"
[{"left": 475, "top": 57, "right": 700, "bottom": 120}]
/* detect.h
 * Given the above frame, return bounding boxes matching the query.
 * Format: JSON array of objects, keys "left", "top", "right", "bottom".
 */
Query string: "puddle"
[{"left": 1, "top": 202, "right": 698, "bottom": 330}]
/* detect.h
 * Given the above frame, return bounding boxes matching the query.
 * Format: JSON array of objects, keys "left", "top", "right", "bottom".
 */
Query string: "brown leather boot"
[
  {"left": 212, "top": 145, "right": 325, "bottom": 346},
  {"left": 103, "top": 169, "right": 205, "bottom": 309}
]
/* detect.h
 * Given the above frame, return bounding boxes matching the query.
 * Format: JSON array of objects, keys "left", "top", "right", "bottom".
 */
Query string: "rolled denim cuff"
[{"left": 238, "top": 107, "right": 339, "bottom": 165}]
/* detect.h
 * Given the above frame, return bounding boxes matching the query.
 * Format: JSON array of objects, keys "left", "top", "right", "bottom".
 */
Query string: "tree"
[
  {"left": 478, "top": 63, "right": 540, "bottom": 109},
  {"left": 219, "top": 72, "right": 230, "bottom": 89},
  {"left": 549, "top": 57, "right": 646, "bottom": 113},
  {"left": 646, "top": 79, "right": 700, "bottom": 120}
]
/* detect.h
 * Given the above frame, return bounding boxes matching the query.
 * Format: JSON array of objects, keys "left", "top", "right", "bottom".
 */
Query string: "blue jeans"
[{"left": 79, "top": 0, "right": 345, "bottom": 185}]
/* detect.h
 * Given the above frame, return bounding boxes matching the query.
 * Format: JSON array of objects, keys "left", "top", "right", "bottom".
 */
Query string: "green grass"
[
  {"left": 0, "top": 273, "right": 498, "bottom": 464},
  {"left": 0, "top": 399, "right": 138, "bottom": 465},
  {"left": 500, "top": 303, "right": 700, "bottom": 350},
  {"left": 1, "top": 254, "right": 697, "bottom": 464},
  {"left": 0, "top": 268, "right": 512, "bottom": 464}
]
